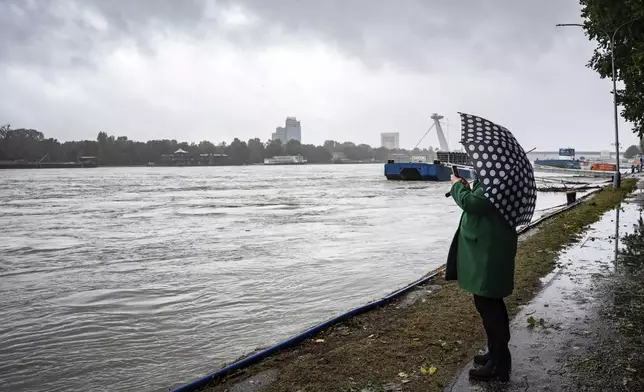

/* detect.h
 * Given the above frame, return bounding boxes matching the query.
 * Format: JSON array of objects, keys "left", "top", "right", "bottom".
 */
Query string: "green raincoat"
[{"left": 445, "top": 181, "right": 518, "bottom": 298}]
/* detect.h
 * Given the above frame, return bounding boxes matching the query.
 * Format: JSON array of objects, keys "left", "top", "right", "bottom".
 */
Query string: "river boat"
[
  {"left": 534, "top": 148, "right": 581, "bottom": 169},
  {"left": 384, "top": 113, "right": 473, "bottom": 181},
  {"left": 263, "top": 155, "right": 307, "bottom": 165}
]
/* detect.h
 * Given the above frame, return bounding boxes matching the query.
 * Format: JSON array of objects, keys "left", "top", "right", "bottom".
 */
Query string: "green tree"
[
  {"left": 372, "top": 147, "right": 390, "bottom": 162},
  {"left": 265, "top": 139, "right": 283, "bottom": 158},
  {"left": 0, "top": 128, "right": 45, "bottom": 160},
  {"left": 285, "top": 139, "right": 302, "bottom": 156},
  {"left": 624, "top": 144, "right": 641, "bottom": 158},
  {"left": 225, "top": 138, "right": 250, "bottom": 165},
  {"left": 580, "top": 0, "right": 644, "bottom": 138},
  {"left": 97, "top": 131, "right": 108, "bottom": 145},
  {"left": 198, "top": 140, "right": 217, "bottom": 153},
  {"left": 301, "top": 144, "right": 332, "bottom": 163},
  {"left": 0, "top": 124, "right": 10, "bottom": 139},
  {"left": 247, "top": 138, "right": 265, "bottom": 163},
  {"left": 323, "top": 140, "right": 339, "bottom": 151}
]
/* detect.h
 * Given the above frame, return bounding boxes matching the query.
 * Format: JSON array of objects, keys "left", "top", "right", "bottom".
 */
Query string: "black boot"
[
  {"left": 474, "top": 351, "right": 511, "bottom": 368},
  {"left": 473, "top": 352, "right": 490, "bottom": 366},
  {"left": 468, "top": 360, "right": 510, "bottom": 382}
]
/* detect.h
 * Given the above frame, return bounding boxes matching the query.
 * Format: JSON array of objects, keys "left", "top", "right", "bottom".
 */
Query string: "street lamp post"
[{"left": 556, "top": 21, "right": 639, "bottom": 188}]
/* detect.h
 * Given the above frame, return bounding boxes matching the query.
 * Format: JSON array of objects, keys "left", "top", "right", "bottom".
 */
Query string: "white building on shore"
[{"left": 264, "top": 155, "right": 307, "bottom": 165}]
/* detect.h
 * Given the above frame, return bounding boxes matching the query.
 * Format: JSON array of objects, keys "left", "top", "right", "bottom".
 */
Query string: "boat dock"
[
  {"left": 533, "top": 164, "right": 617, "bottom": 178},
  {"left": 0, "top": 156, "right": 98, "bottom": 169}
]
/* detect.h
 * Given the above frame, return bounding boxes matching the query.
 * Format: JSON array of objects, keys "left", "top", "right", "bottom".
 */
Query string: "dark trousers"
[{"left": 473, "top": 295, "right": 511, "bottom": 362}]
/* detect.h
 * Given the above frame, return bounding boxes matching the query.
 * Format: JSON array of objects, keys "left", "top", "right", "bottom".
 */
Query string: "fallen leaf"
[
  {"left": 398, "top": 372, "right": 408, "bottom": 378},
  {"left": 420, "top": 367, "right": 428, "bottom": 375},
  {"left": 315, "top": 339, "right": 325, "bottom": 343},
  {"left": 429, "top": 366, "right": 437, "bottom": 375}
]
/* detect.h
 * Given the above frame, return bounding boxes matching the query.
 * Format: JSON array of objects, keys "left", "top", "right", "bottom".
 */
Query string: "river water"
[{"left": 0, "top": 165, "right": 594, "bottom": 392}]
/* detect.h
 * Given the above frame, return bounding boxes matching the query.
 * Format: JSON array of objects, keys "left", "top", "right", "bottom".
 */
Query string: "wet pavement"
[{"left": 446, "top": 179, "right": 644, "bottom": 392}]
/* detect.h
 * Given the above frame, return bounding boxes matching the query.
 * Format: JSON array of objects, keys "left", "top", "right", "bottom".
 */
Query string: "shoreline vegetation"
[
  {"left": 1, "top": 126, "right": 635, "bottom": 168},
  {"left": 189, "top": 179, "right": 637, "bottom": 392},
  {"left": 0, "top": 125, "right": 415, "bottom": 166}
]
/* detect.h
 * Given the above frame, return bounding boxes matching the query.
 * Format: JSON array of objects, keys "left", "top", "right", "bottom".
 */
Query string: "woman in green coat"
[{"left": 445, "top": 175, "right": 518, "bottom": 382}]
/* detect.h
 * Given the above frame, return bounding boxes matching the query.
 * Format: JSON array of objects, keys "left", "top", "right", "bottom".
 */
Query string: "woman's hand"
[{"left": 450, "top": 175, "right": 470, "bottom": 189}]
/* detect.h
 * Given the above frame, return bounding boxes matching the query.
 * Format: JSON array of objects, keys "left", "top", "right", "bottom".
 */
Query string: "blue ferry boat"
[
  {"left": 534, "top": 148, "right": 581, "bottom": 170},
  {"left": 384, "top": 156, "right": 473, "bottom": 181},
  {"left": 384, "top": 113, "right": 473, "bottom": 181}
]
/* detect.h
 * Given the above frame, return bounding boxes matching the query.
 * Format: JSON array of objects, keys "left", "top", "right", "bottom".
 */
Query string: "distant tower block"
[{"left": 430, "top": 113, "right": 449, "bottom": 151}]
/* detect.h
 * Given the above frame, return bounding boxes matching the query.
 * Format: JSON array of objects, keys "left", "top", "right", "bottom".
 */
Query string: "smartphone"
[
  {"left": 452, "top": 165, "right": 459, "bottom": 177},
  {"left": 445, "top": 165, "right": 460, "bottom": 198}
]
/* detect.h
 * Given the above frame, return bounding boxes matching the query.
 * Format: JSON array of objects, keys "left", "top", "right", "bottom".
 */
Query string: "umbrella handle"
[{"left": 445, "top": 191, "right": 451, "bottom": 198}]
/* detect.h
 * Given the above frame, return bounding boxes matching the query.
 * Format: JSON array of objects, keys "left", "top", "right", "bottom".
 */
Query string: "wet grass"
[{"left": 201, "top": 180, "right": 637, "bottom": 392}]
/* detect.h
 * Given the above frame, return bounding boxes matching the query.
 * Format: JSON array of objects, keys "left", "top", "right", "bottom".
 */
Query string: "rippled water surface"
[{"left": 0, "top": 165, "right": 587, "bottom": 391}]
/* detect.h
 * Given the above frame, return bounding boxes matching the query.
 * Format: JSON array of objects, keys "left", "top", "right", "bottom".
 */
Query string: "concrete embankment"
[{"left": 185, "top": 179, "right": 638, "bottom": 392}]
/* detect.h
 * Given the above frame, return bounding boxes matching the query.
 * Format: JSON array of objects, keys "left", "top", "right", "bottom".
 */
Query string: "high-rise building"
[
  {"left": 271, "top": 117, "right": 302, "bottom": 143},
  {"left": 272, "top": 127, "right": 287, "bottom": 143},
  {"left": 285, "top": 117, "right": 301, "bottom": 143},
  {"left": 381, "top": 132, "right": 400, "bottom": 150}
]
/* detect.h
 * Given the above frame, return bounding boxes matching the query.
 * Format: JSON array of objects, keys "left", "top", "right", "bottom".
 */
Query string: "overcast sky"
[{"left": 1, "top": 0, "right": 640, "bottom": 150}]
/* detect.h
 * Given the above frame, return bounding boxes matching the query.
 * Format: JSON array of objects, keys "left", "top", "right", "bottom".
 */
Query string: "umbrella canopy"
[{"left": 459, "top": 112, "right": 537, "bottom": 228}]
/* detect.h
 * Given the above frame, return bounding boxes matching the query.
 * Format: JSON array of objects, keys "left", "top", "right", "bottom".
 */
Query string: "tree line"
[
  {"left": 624, "top": 144, "right": 642, "bottom": 159},
  {"left": 582, "top": 0, "right": 644, "bottom": 140},
  {"left": 0, "top": 125, "right": 435, "bottom": 166}
]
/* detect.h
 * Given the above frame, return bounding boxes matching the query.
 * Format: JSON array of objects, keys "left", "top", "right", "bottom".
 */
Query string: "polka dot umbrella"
[{"left": 458, "top": 112, "right": 537, "bottom": 229}]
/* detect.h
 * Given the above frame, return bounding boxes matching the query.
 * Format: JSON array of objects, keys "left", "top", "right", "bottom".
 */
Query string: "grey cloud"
[
  {"left": 0, "top": 0, "right": 584, "bottom": 71},
  {"left": 221, "top": 0, "right": 584, "bottom": 70},
  {"left": 0, "top": 0, "right": 209, "bottom": 69},
  {"left": 4, "top": 0, "right": 631, "bottom": 151}
]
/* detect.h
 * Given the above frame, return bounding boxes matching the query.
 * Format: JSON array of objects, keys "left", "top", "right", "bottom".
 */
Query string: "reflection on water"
[{"left": 0, "top": 165, "right": 594, "bottom": 392}]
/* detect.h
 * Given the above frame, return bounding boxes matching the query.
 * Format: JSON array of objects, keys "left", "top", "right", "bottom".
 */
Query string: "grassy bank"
[{"left": 202, "top": 180, "right": 637, "bottom": 392}]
